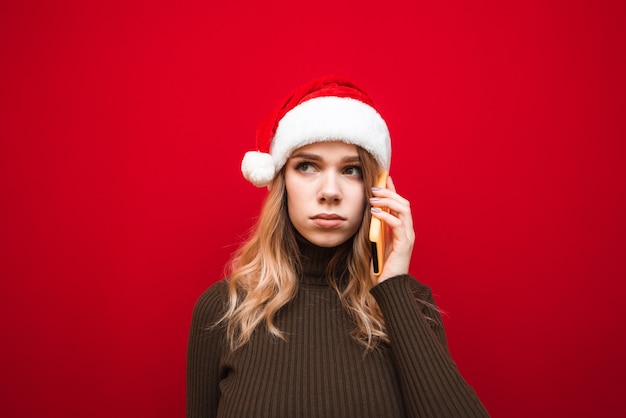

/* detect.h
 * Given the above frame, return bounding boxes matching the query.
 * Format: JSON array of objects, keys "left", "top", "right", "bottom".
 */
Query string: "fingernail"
[
  {"left": 370, "top": 197, "right": 380, "bottom": 201},
  {"left": 371, "top": 187, "right": 381, "bottom": 191},
  {"left": 371, "top": 207, "right": 382, "bottom": 213}
]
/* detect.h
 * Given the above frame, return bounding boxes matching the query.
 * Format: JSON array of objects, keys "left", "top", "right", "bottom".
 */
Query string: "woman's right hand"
[{"left": 369, "top": 176, "right": 415, "bottom": 285}]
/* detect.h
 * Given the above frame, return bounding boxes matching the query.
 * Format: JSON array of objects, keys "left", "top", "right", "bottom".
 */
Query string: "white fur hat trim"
[
  {"left": 241, "top": 151, "right": 275, "bottom": 187},
  {"left": 241, "top": 95, "right": 391, "bottom": 187},
  {"left": 272, "top": 96, "right": 391, "bottom": 172}
]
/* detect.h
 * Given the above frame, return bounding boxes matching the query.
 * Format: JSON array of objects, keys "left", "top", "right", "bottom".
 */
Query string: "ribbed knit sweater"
[{"left": 187, "top": 238, "right": 488, "bottom": 417}]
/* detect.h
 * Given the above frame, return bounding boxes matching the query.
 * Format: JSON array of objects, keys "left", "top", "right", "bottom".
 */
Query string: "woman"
[{"left": 187, "top": 77, "right": 488, "bottom": 417}]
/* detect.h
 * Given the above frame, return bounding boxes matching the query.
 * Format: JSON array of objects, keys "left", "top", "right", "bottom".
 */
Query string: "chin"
[{"left": 306, "top": 232, "right": 352, "bottom": 248}]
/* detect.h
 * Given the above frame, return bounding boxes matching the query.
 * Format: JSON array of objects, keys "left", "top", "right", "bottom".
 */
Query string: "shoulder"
[
  {"left": 373, "top": 275, "right": 440, "bottom": 316},
  {"left": 404, "top": 275, "right": 436, "bottom": 305},
  {"left": 191, "top": 279, "right": 230, "bottom": 324}
]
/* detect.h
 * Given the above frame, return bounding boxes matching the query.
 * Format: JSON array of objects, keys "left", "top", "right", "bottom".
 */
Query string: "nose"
[{"left": 317, "top": 171, "right": 342, "bottom": 203}]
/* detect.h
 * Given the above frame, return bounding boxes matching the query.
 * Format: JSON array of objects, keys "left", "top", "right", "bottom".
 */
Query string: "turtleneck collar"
[{"left": 294, "top": 230, "right": 353, "bottom": 286}]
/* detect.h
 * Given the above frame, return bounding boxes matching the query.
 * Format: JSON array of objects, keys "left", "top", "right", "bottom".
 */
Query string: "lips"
[{"left": 311, "top": 213, "right": 346, "bottom": 228}]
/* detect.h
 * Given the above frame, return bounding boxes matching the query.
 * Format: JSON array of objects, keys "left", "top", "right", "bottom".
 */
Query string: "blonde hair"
[{"left": 220, "top": 147, "right": 388, "bottom": 351}]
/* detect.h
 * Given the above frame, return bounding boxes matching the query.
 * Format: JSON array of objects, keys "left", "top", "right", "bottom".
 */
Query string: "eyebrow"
[{"left": 290, "top": 152, "right": 361, "bottom": 163}]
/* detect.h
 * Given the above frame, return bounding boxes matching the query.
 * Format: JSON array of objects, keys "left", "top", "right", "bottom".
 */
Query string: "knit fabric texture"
[{"left": 186, "top": 238, "right": 488, "bottom": 417}]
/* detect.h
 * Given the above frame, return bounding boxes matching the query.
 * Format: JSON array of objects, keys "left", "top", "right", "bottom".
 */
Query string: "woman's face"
[{"left": 284, "top": 141, "right": 366, "bottom": 248}]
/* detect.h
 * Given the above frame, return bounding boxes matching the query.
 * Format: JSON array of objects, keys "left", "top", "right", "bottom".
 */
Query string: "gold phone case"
[{"left": 369, "top": 171, "right": 388, "bottom": 276}]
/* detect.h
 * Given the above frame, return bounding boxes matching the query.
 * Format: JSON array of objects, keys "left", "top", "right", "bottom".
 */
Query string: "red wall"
[{"left": 1, "top": 1, "right": 625, "bottom": 416}]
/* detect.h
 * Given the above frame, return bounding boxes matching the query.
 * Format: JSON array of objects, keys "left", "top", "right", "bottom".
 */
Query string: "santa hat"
[{"left": 241, "top": 76, "right": 391, "bottom": 187}]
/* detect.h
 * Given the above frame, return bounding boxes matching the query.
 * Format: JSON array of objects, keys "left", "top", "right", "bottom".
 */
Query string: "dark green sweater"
[{"left": 187, "top": 240, "right": 488, "bottom": 417}]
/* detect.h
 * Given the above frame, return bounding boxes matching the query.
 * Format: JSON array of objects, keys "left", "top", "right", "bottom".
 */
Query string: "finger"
[
  {"left": 370, "top": 208, "right": 414, "bottom": 242},
  {"left": 370, "top": 206, "right": 403, "bottom": 228},
  {"left": 370, "top": 196, "right": 415, "bottom": 239},
  {"left": 370, "top": 207, "right": 415, "bottom": 267},
  {"left": 371, "top": 188, "right": 411, "bottom": 209},
  {"left": 369, "top": 196, "right": 412, "bottom": 225}
]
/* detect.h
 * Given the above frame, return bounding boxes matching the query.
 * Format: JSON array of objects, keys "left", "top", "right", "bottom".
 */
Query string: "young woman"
[{"left": 187, "top": 77, "right": 488, "bottom": 417}]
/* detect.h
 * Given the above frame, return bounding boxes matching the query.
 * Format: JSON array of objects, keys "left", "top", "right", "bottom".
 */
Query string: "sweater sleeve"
[
  {"left": 186, "top": 280, "right": 228, "bottom": 418},
  {"left": 370, "top": 275, "right": 489, "bottom": 417}
]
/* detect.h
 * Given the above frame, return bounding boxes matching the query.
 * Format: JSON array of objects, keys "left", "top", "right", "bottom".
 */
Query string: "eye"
[
  {"left": 343, "top": 166, "right": 363, "bottom": 178},
  {"left": 295, "top": 161, "right": 317, "bottom": 173}
]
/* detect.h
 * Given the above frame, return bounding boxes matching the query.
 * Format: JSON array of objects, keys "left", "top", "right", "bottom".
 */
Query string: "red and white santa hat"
[{"left": 241, "top": 76, "right": 391, "bottom": 187}]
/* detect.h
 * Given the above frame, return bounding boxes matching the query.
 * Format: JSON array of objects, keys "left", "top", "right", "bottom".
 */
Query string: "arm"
[
  {"left": 369, "top": 177, "right": 488, "bottom": 416},
  {"left": 186, "top": 281, "right": 228, "bottom": 418},
  {"left": 371, "top": 275, "right": 489, "bottom": 417}
]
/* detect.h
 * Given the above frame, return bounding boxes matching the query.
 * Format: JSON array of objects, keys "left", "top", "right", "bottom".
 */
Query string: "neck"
[{"left": 294, "top": 230, "right": 353, "bottom": 286}]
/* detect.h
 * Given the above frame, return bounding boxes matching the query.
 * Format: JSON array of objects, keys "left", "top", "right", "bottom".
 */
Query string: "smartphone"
[{"left": 369, "top": 171, "right": 388, "bottom": 276}]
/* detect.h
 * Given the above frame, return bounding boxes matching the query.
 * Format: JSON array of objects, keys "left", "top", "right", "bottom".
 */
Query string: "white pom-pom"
[{"left": 241, "top": 151, "right": 275, "bottom": 187}]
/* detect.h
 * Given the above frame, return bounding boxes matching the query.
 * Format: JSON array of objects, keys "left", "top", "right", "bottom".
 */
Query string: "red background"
[{"left": 1, "top": 1, "right": 625, "bottom": 416}]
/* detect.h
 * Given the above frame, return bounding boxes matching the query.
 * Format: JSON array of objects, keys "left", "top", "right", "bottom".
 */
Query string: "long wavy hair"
[{"left": 219, "top": 147, "right": 388, "bottom": 351}]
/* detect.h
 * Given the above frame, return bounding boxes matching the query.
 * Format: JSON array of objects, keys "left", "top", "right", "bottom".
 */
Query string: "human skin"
[
  {"left": 284, "top": 141, "right": 415, "bottom": 285},
  {"left": 284, "top": 141, "right": 366, "bottom": 248}
]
